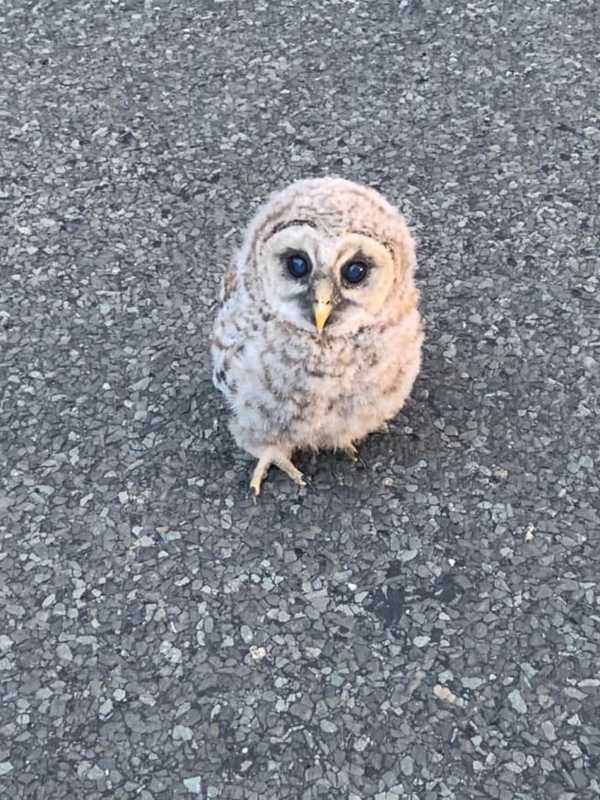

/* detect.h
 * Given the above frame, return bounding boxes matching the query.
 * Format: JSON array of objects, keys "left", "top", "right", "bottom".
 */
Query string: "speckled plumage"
[{"left": 211, "top": 177, "right": 423, "bottom": 493}]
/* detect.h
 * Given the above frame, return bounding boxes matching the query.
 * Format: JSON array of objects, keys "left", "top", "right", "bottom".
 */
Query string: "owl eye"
[
  {"left": 341, "top": 260, "right": 368, "bottom": 285},
  {"left": 286, "top": 253, "right": 311, "bottom": 279}
]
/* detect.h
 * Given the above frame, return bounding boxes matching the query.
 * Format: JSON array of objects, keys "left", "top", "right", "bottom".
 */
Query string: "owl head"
[{"left": 237, "top": 177, "right": 417, "bottom": 337}]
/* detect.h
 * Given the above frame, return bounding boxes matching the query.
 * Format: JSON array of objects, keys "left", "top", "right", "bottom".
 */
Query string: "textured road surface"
[{"left": 1, "top": 1, "right": 599, "bottom": 798}]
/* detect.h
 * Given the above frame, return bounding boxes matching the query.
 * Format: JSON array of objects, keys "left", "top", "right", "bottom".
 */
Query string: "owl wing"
[
  {"left": 218, "top": 248, "right": 242, "bottom": 304},
  {"left": 212, "top": 258, "right": 244, "bottom": 403},
  {"left": 219, "top": 267, "right": 238, "bottom": 304}
]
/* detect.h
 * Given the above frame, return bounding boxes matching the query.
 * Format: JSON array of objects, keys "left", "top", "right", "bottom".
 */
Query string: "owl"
[{"left": 211, "top": 177, "right": 423, "bottom": 495}]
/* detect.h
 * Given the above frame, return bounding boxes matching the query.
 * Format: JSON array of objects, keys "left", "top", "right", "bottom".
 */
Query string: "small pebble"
[{"left": 508, "top": 689, "right": 528, "bottom": 714}]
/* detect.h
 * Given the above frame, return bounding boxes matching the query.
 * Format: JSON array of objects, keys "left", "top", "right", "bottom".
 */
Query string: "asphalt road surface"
[{"left": 1, "top": 1, "right": 599, "bottom": 799}]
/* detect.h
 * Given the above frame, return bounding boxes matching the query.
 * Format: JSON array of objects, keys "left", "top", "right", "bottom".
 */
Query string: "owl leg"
[{"left": 250, "top": 447, "right": 306, "bottom": 496}]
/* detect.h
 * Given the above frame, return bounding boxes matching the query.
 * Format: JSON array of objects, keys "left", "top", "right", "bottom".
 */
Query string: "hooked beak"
[{"left": 312, "top": 281, "right": 334, "bottom": 335}]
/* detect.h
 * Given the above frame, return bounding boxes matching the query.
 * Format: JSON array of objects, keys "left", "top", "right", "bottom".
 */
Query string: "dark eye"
[
  {"left": 286, "top": 253, "right": 311, "bottom": 279},
  {"left": 341, "top": 261, "right": 368, "bottom": 285}
]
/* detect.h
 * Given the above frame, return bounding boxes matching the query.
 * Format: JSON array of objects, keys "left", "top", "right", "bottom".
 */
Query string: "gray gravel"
[{"left": 1, "top": 1, "right": 599, "bottom": 799}]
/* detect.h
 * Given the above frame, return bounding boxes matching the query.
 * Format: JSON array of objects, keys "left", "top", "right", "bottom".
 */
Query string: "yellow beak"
[{"left": 312, "top": 281, "right": 333, "bottom": 334}]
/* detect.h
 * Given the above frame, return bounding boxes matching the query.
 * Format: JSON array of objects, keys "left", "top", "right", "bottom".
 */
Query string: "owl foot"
[
  {"left": 342, "top": 444, "right": 359, "bottom": 463},
  {"left": 250, "top": 448, "right": 306, "bottom": 496},
  {"left": 376, "top": 422, "right": 391, "bottom": 434},
  {"left": 340, "top": 443, "right": 367, "bottom": 469}
]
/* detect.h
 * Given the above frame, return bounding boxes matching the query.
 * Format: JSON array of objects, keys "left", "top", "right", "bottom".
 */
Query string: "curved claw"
[
  {"left": 342, "top": 444, "right": 359, "bottom": 463},
  {"left": 339, "top": 443, "right": 367, "bottom": 469}
]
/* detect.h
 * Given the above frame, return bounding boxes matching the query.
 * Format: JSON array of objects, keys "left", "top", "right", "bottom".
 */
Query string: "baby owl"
[{"left": 211, "top": 177, "right": 423, "bottom": 495}]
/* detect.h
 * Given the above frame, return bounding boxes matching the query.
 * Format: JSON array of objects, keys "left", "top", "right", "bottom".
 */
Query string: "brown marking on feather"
[
  {"left": 381, "top": 359, "right": 408, "bottom": 395},
  {"left": 248, "top": 200, "right": 296, "bottom": 256},
  {"left": 261, "top": 362, "right": 303, "bottom": 407},
  {"left": 220, "top": 269, "right": 238, "bottom": 303},
  {"left": 210, "top": 334, "right": 228, "bottom": 350},
  {"left": 266, "top": 218, "right": 318, "bottom": 239}
]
